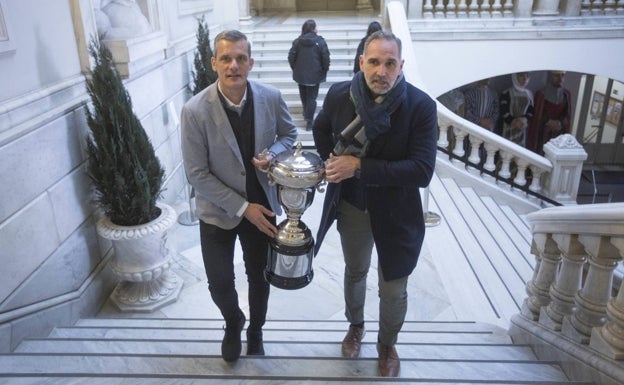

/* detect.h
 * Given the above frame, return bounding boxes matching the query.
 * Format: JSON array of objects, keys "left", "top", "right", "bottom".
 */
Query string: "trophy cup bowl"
[{"left": 264, "top": 142, "right": 325, "bottom": 290}]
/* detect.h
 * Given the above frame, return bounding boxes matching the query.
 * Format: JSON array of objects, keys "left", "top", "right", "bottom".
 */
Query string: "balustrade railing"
[
  {"left": 410, "top": 0, "right": 624, "bottom": 19},
  {"left": 387, "top": 0, "right": 624, "bottom": 381},
  {"left": 523, "top": 203, "right": 624, "bottom": 362}
]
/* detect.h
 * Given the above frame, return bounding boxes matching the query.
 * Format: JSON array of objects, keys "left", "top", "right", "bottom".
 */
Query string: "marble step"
[
  {"left": 0, "top": 377, "right": 591, "bottom": 385},
  {"left": 15, "top": 339, "right": 536, "bottom": 360},
  {"left": 45, "top": 326, "right": 512, "bottom": 345},
  {"left": 0, "top": 354, "right": 573, "bottom": 382},
  {"left": 73, "top": 318, "right": 505, "bottom": 332}
]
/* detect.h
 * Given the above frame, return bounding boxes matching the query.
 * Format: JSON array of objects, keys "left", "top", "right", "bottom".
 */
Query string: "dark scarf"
[{"left": 333, "top": 71, "right": 406, "bottom": 157}]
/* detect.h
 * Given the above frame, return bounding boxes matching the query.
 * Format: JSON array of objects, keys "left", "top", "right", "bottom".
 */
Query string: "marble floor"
[{"left": 98, "top": 187, "right": 456, "bottom": 328}]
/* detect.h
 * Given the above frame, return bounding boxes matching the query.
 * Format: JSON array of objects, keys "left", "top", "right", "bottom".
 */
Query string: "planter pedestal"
[{"left": 96, "top": 203, "right": 182, "bottom": 312}]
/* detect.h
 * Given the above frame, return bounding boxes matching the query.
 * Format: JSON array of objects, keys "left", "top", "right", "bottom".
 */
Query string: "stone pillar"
[
  {"left": 533, "top": 0, "right": 561, "bottom": 16},
  {"left": 239, "top": 0, "right": 252, "bottom": 24},
  {"left": 543, "top": 134, "right": 588, "bottom": 205},
  {"left": 560, "top": 0, "right": 582, "bottom": 16},
  {"left": 514, "top": 0, "right": 535, "bottom": 17},
  {"left": 407, "top": 0, "right": 424, "bottom": 18}
]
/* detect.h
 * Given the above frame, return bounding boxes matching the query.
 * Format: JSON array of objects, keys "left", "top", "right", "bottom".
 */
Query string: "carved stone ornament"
[{"left": 549, "top": 133, "right": 583, "bottom": 149}]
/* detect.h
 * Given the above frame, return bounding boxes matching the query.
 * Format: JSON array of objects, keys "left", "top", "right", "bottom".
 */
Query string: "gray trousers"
[{"left": 336, "top": 199, "right": 409, "bottom": 346}]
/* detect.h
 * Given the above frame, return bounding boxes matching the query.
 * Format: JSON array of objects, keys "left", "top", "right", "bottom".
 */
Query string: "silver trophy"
[{"left": 264, "top": 142, "right": 325, "bottom": 290}]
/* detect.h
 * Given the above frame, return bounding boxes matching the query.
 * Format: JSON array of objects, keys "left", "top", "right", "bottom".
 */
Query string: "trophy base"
[{"left": 264, "top": 238, "right": 314, "bottom": 290}]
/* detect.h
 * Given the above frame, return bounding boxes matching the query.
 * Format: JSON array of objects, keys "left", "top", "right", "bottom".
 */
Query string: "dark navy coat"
[
  {"left": 312, "top": 80, "right": 438, "bottom": 281},
  {"left": 288, "top": 32, "right": 330, "bottom": 85}
]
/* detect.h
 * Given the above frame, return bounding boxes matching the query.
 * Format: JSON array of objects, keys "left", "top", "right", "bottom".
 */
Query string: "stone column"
[
  {"left": 514, "top": 0, "right": 535, "bottom": 17},
  {"left": 406, "top": 0, "right": 425, "bottom": 18},
  {"left": 560, "top": 0, "right": 582, "bottom": 16},
  {"left": 543, "top": 134, "right": 588, "bottom": 205},
  {"left": 533, "top": 0, "right": 561, "bottom": 16},
  {"left": 239, "top": 0, "right": 252, "bottom": 24}
]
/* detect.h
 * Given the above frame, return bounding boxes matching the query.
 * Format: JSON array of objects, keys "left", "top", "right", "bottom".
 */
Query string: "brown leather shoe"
[
  {"left": 377, "top": 342, "right": 400, "bottom": 377},
  {"left": 341, "top": 325, "right": 365, "bottom": 358}
]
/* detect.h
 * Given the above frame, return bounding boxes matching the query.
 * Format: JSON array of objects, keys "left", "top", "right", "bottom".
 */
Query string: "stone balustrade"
[
  {"left": 523, "top": 203, "right": 624, "bottom": 359},
  {"left": 405, "top": 0, "right": 624, "bottom": 19}
]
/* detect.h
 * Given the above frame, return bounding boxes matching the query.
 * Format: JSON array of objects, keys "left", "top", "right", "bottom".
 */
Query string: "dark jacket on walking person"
[
  {"left": 288, "top": 20, "right": 330, "bottom": 85},
  {"left": 353, "top": 21, "right": 382, "bottom": 73},
  {"left": 288, "top": 19, "right": 330, "bottom": 130}
]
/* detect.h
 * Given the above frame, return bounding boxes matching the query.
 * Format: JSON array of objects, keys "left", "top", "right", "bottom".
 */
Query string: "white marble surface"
[{"left": 97, "top": 188, "right": 455, "bottom": 329}]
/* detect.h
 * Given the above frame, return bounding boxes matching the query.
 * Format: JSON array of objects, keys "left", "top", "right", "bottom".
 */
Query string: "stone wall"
[{"left": 0, "top": 0, "right": 237, "bottom": 352}]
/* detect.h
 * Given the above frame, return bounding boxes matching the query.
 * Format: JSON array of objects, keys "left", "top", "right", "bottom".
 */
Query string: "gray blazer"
[{"left": 181, "top": 80, "right": 297, "bottom": 229}]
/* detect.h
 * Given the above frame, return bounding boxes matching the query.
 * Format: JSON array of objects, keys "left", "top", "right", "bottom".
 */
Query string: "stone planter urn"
[{"left": 96, "top": 203, "right": 182, "bottom": 312}]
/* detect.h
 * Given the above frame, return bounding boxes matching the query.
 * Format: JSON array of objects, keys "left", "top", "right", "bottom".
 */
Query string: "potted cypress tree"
[
  {"left": 178, "top": 16, "right": 218, "bottom": 225},
  {"left": 85, "top": 37, "right": 181, "bottom": 312},
  {"left": 190, "top": 16, "right": 218, "bottom": 96}
]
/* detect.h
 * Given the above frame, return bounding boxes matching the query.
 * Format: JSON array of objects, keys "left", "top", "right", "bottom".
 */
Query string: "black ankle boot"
[
  {"left": 222, "top": 311, "right": 245, "bottom": 362},
  {"left": 246, "top": 329, "right": 264, "bottom": 356}
]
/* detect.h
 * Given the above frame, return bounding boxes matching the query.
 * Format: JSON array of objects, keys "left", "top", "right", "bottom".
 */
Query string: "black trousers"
[
  {"left": 298, "top": 84, "right": 320, "bottom": 122},
  {"left": 199, "top": 218, "right": 273, "bottom": 330}
]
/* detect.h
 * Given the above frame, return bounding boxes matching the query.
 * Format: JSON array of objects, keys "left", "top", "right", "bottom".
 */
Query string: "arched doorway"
[{"left": 296, "top": 0, "right": 357, "bottom": 11}]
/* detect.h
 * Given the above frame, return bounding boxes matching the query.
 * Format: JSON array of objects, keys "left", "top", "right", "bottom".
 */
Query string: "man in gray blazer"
[{"left": 181, "top": 30, "right": 297, "bottom": 362}]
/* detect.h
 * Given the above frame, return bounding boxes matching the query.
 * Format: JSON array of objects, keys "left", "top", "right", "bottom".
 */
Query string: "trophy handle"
[{"left": 316, "top": 180, "right": 326, "bottom": 193}]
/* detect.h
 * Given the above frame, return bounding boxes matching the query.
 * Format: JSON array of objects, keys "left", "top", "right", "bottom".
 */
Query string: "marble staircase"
[
  {"left": 245, "top": 19, "right": 367, "bottom": 144},
  {"left": 0, "top": 317, "right": 592, "bottom": 384}
]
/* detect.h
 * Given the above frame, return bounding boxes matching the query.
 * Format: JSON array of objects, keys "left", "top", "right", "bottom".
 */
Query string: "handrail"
[
  {"left": 386, "top": 1, "right": 561, "bottom": 205},
  {"left": 526, "top": 201, "right": 624, "bottom": 235}
]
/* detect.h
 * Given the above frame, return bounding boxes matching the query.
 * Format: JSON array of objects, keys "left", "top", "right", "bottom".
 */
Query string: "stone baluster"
[
  {"left": 468, "top": 0, "right": 480, "bottom": 17},
  {"left": 467, "top": 136, "right": 484, "bottom": 175},
  {"left": 522, "top": 234, "right": 561, "bottom": 321},
  {"left": 423, "top": 0, "right": 434, "bottom": 18},
  {"left": 604, "top": 0, "right": 617, "bottom": 14},
  {"left": 540, "top": 234, "right": 587, "bottom": 331},
  {"left": 498, "top": 151, "right": 513, "bottom": 179},
  {"left": 589, "top": 237, "right": 624, "bottom": 359},
  {"left": 452, "top": 128, "right": 467, "bottom": 166},
  {"left": 562, "top": 235, "right": 619, "bottom": 344},
  {"left": 457, "top": 0, "right": 468, "bottom": 17},
  {"left": 491, "top": 0, "right": 503, "bottom": 17},
  {"left": 528, "top": 165, "right": 544, "bottom": 196},
  {"left": 435, "top": 0, "right": 445, "bottom": 17},
  {"left": 581, "top": 0, "right": 592, "bottom": 15},
  {"left": 591, "top": 0, "right": 605, "bottom": 15},
  {"left": 438, "top": 125, "right": 450, "bottom": 149},
  {"left": 617, "top": 0, "right": 624, "bottom": 15},
  {"left": 446, "top": 0, "right": 458, "bottom": 18},
  {"left": 483, "top": 142, "right": 498, "bottom": 174},
  {"left": 503, "top": 0, "right": 514, "bottom": 17},
  {"left": 513, "top": 159, "right": 529, "bottom": 189},
  {"left": 480, "top": 0, "right": 493, "bottom": 17}
]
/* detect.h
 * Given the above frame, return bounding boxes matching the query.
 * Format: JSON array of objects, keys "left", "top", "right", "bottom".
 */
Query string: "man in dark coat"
[
  {"left": 312, "top": 31, "right": 437, "bottom": 377},
  {"left": 288, "top": 19, "right": 330, "bottom": 131}
]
